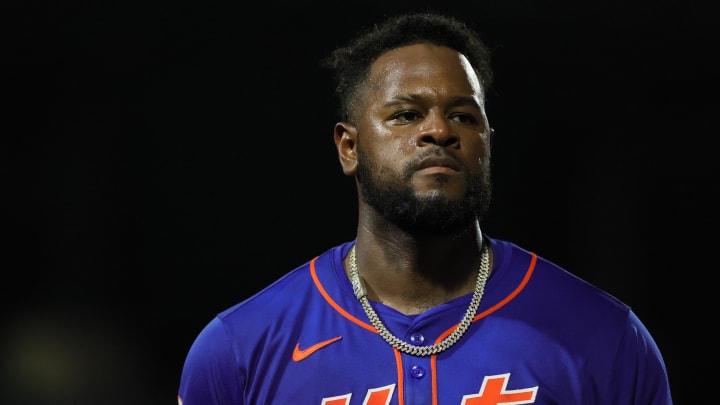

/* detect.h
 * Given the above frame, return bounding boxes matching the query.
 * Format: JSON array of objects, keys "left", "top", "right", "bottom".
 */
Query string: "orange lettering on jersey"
[
  {"left": 322, "top": 393, "right": 351, "bottom": 405},
  {"left": 321, "top": 384, "right": 395, "bottom": 405},
  {"left": 364, "top": 384, "right": 395, "bottom": 405},
  {"left": 461, "top": 373, "right": 537, "bottom": 405}
]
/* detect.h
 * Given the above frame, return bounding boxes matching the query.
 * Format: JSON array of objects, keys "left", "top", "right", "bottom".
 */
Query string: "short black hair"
[{"left": 321, "top": 12, "right": 493, "bottom": 122}]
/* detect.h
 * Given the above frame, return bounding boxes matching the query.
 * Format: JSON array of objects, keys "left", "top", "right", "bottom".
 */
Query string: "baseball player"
[{"left": 177, "top": 11, "right": 672, "bottom": 405}]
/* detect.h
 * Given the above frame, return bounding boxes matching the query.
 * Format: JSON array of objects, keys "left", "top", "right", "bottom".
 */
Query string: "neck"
[
  {"left": 348, "top": 242, "right": 491, "bottom": 356},
  {"left": 346, "top": 220, "right": 487, "bottom": 315}
]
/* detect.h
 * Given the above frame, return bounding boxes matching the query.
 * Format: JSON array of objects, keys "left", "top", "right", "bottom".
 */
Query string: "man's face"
[{"left": 354, "top": 43, "right": 493, "bottom": 235}]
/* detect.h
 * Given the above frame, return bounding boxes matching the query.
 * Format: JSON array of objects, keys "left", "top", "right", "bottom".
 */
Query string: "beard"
[{"left": 356, "top": 145, "right": 492, "bottom": 237}]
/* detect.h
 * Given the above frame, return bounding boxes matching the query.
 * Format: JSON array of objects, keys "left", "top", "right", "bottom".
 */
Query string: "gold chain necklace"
[{"left": 348, "top": 243, "right": 489, "bottom": 356}]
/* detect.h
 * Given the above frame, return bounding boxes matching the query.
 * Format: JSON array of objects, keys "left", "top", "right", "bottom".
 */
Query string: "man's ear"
[{"left": 334, "top": 122, "right": 358, "bottom": 175}]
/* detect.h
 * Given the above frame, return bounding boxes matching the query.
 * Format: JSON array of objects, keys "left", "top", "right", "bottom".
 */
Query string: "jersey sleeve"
[
  {"left": 177, "top": 316, "right": 244, "bottom": 405},
  {"left": 611, "top": 310, "right": 673, "bottom": 404}
]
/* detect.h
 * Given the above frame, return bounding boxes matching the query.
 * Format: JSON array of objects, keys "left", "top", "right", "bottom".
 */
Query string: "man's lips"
[{"left": 416, "top": 156, "right": 461, "bottom": 172}]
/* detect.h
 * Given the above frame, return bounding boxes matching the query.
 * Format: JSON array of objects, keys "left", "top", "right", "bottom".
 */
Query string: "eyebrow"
[{"left": 384, "top": 94, "right": 481, "bottom": 109}]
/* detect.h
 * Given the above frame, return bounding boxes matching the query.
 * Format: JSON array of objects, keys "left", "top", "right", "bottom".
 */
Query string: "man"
[{"left": 177, "top": 12, "right": 672, "bottom": 404}]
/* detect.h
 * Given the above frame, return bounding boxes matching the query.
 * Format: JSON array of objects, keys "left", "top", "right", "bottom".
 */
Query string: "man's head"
[
  {"left": 325, "top": 13, "right": 495, "bottom": 236},
  {"left": 321, "top": 12, "right": 493, "bottom": 124}
]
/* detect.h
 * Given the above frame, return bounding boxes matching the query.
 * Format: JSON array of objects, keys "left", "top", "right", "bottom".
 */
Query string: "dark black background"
[{"left": 3, "top": 1, "right": 716, "bottom": 403}]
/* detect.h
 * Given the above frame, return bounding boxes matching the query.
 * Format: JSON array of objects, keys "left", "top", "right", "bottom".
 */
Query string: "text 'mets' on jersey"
[{"left": 178, "top": 237, "right": 672, "bottom": 405}]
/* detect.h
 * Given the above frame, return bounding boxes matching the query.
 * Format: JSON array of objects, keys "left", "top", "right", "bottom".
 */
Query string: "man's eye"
[
  {"left": 392, "top": 111, "right": 421, "bottom": 122},
  {"left": 451, "top": 113, "right": 478, "bottom": 124}
]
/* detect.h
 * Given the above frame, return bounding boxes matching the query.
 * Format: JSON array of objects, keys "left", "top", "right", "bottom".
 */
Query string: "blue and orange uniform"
[{"left": 178, "top": 237, "right": 672, "bottom": 404}]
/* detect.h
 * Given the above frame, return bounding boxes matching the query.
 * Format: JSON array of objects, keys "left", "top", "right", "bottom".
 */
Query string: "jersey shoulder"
[
  {"left": 212, "top": 242, "right": 355, "bottom": 333},
  {"left": 489, "top": 236, "right": 630, "bottom": 312}
]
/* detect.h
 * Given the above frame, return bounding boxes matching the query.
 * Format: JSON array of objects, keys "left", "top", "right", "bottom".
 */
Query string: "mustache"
[{"left": 406, "top": 148, "right": 465, "bottom": 174}]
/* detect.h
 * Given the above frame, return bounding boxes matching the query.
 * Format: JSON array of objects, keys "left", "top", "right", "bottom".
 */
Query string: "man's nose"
[{"left": 417, "top": 113, "right": 459, "bottom": 147}]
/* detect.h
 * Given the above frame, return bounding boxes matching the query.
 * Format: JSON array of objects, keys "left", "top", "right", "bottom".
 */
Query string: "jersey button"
[
  {"left": 410, "top": 365, "right": 426, "bottom": 379},
  {"left": 409, "top": 333, "right": 425, "bottom": 345}
]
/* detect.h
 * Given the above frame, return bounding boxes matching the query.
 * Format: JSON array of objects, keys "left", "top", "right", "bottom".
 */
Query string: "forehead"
[{"left": 367, "top": 43, "right": 483, "bottom": 98}]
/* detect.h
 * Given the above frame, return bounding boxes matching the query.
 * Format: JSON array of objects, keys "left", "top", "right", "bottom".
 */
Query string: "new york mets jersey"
[{"left": 178, "top": 237, "right": 672, "bottom": 404}]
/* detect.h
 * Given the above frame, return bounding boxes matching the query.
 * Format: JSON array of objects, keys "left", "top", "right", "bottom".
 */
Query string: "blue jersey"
[{"left": 178, "top": 237, "right": 672, "bottom": 404}]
